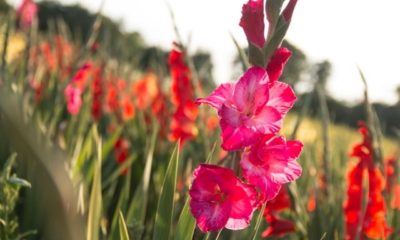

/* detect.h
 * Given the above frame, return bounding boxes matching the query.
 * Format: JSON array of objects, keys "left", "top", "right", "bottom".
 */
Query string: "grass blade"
[
  {"left": 118, "top": 211, "right": 130, "bottom": 240},
  {"left": 153, "top": 143, "right": 179, "bottom": 240},
  {"left": 86, "top": 134, "right": 102, "bottom": 240},
  {"left": 174, "top": 198, "right": 195, "bottom": 240},
  {"left": 126, "top": 126, "right": 158, "bottom": 224}
]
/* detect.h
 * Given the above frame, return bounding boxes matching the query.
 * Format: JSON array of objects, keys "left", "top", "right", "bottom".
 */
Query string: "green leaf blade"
[{"left": 153, "top": 144, "right": 179, "bottom": 240}]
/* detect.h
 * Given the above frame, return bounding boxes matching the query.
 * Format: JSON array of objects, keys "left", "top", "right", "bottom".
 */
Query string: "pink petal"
[
  {"left": 245, "top": 106, "right": 283, "bottom": 134},
  {"left": 287, "top": 140, "right": 303, "bottom": 159},
  {"left": 240, "top": 135, "right": 303, "bottom": 200},
  {"left": 268, "top": 160, "right": 302, "bottom": 184},
  {"left": 219, "top": 104, "right": 241, "bottom": 128},
  {"left": 196, "top": 83, "right": 234, "bottom": 110},
  {"left": 190, "top": 199, "right": 231, "bottom": 232},
  {"left": 240, "top": 153, "right": 282, "bottom": 201},
  {"left": 239, "top": 0, "right": 265, "bottom": 49},
  {"left": 266, "top": 48, "right": 292, "bottom": 82},
  {"left": 233, "top": 67, "right": 269, "bottom": 114},
  {"left": 267, "top": 81, "right": 296, "bottom": 116},
  {"left": 220, "top": 122, "right": 259, "bottom": 151},
  {"left": 225, "top": 185, "right": 256, "bottom": 230}
]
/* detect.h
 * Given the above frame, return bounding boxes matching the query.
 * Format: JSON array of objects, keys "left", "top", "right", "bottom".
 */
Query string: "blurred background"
[{"left": 0, "top": 0, "right": 399, "bottom": 239}]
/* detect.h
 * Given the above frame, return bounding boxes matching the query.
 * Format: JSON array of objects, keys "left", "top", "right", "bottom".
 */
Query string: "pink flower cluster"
[
  {"left": 16, "top": 0, "right": 38, "bottom": 30},
  {"left": 189, "top": 0, "right": 302, "bottom": 233}
]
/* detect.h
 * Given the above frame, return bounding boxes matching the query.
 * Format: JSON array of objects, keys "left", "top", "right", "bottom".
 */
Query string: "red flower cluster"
[
  {"left": 168, "top": 45, "right": 198, "bottom": 146},
  {"left": 343, "top": 123, "right": 392, "bottom": 239}
]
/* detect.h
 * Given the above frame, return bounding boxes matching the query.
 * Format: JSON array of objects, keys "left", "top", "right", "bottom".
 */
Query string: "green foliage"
[
  {"left": 153, "top": 144, "right": 179, "bottom": 240},
  {"left": 0, "top": 154, "right": 31, "bottom": 240}
]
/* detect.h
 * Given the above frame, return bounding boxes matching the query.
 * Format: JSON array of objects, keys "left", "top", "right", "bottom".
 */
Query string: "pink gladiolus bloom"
[
  {"left": 197, "top": 67, "right": 296, "bottom": 150},
  {"left": 16, "top": 0, "right": 38, "bottom": 29},
  {"left": 239, "top": 0, "right": 265, "bottom": 49},
  {"left": 64, "top": 84, "right": 82, "bottom": 115},
  {"left": 266, "top": 48, "right": 292, "bottom": 82},
  {"left": 189, "top": 164, "right": 258, "bottom": 232},
  {"left": 240, "top": 134, "right": 303, "bottom": 201}
]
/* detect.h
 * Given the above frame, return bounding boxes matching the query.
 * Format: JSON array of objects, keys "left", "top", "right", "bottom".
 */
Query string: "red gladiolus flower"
[
  {"left": 120, "top": 95, "right": 135, "bottom": 121},
  {"left": 262, "top": 213, "right": 295, "bottom": 238},
  {"left": 132, "top": 72, "right": 159, "bottom": 110},
  {"left": 169, "top": 45, "right": 194, "bottom": 106},
  {"left": 72, "top": 63, "right": 92, "bottom": 90},
  {"left": 344, "top": 161, "right": 364, "bottom": 240},
  {"left": 114, "top": 137, "right": 130, "bottom": 175},
  {"left": 16, "top": 0, "right": 37, "bottom": 29},
  {"left": 363, "top": 168, "right": 393, "bottom": 239},
  {"left": 344, "top": 124, "right": 392, "bottom": 240},
  {"left": 266, "top": 186, "right": 292, "bottom": 212},
  {"left": 239, "top": 0, "right": 265, "bottom": 49},
  {"left": 105, "top": 82, "right": 119, "bottom": 113},
  {"left": 263, "top": 187, "right": 295, "bottom": 237},
  {"left": 189, "top": 164, "right": 258, "bottom": 232},
  {"left": 168, "top": 102, "right": 198, "bottom": 146},
  {"left": 307, "top": 190, "right": 316, "bottom": 212},
  {"left": 168, "top": 45, "right": 198, "bottom": 146},
  {"left": 91, "top": 66, "right": 103, "bottom": 121}
]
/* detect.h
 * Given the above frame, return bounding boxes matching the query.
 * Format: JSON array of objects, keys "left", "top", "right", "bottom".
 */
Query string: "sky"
[{"left": 10, "top": 0, "right": 400, "bottom": 104}]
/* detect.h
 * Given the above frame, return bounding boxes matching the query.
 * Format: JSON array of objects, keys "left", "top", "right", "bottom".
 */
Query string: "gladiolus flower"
[
  {"left": 344, "top": 124, "right": 392, "bottom": 240},
  {"left": 72, "top": 63, "right": 92, "bottom": 90},
  {"left": 197, "top": 67, "right": 296, "bottom": 150},
  {"left": 105, "top": 83, "right": 119, "bottom": 113},
  {"left": 262, "top": 213, "right": 295, "bottom": 237},
  {"left": 132, "top": 72, "right": 159, "bottom": 110},
  {"left": 114, "top": 137, "right": 130, "bottom": 175},
  {"left": 263, "top": 187, "right": 295, "bottom": 237},
  {"left": 91, "top": 66, "right": 103, "bottom": 121},
  {"left": 64, "top": 84, "right": 82, "bottom": 115},
  {"left": 266, "top": 186, "right": 291, "bottom": 211},
  {"left": 169, "top": 45, "right": 194, "bottom": 106},
  {"left": 16, "top": 0, "right": 37, "bottom": 29},
  {"left": 168, "top": 45, "right": 198, "bottom": 146},
  {"left": 363, "top": 168, "right": 393, "bottom": 239},
  {"left": 239, "top": 0, "right": 265, "bottom": 49},
  {"left": 240, "top": 134, "right": 302, "bottom": 201},
  {"left": 307, "top": 190, "right": 317, "bottom": 212},
  {"left": 168, "top": 101, "right": 198, "bottom": 145},
  {"left": 189, "top": 164, "right": 258, "bottom": 232},
  {"left": 121, "top": 95, "right": 135, "bottom": 121}
]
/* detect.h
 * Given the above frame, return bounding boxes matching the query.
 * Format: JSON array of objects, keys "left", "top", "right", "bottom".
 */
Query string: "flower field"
[{"left": 0, "top": 0, "right": 399, "bottom": 240}]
